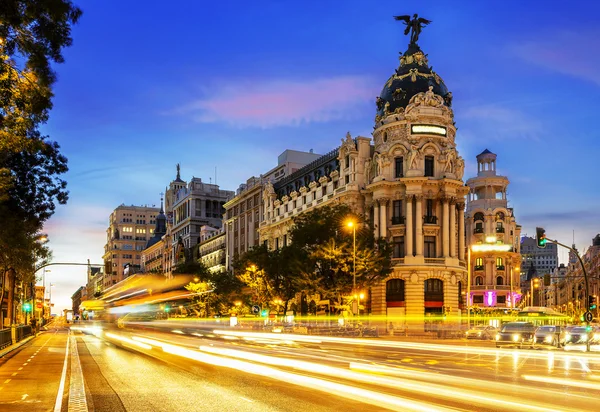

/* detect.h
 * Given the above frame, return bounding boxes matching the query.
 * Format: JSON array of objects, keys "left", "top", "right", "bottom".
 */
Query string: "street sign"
[
  {"left": 251, "top": 305, "right": 260, "bottom": 314},
  {"left": 584, "top": 311, "right": 593, "bottom": 323},
  {"left": 36, "top": 303, "right": 42, "bottom": 309}
]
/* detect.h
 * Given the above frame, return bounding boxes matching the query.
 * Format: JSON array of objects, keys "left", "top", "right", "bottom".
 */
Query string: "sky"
[{"left": 40, "top": 1, "right": 600, "bottom": 314}]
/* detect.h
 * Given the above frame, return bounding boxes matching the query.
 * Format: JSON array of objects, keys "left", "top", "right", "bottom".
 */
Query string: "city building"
[
  {"left": 86, "top": 265, "right": 104, "bottom": 299},
  {"left": 224, "top": 149, "right": 321, "bottom": 269},
  {"left": 71, "top": 286, "right": 85, "bottom": 316},
  {"left": 102, "top": 204, "right": 160, "bottom": 287},
  {"left": 196, "top": 225, "right": 226, "bottom": 273},
  {"left": 520, "top": 235, "right": 558, "bottom": 278},
  {"left": 141, "top": 196, "right": 168, "bottom": 274},
  {"left": 257, "top": 35, "right": 469, "bottom": 329},
  {"left": 34, "top": 285, "right": 46, "bottom": 322},
  {"left": 465, "top": 149, "right": 522, "bottom": 309}
]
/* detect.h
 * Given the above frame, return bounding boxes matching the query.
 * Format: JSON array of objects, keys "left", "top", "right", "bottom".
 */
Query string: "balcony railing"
[
  {"left": 474, "top": 227, "right": 484, "bottom": 234},
  {"left": 496, "top": 227, "right": 505, "bottom": 233},
  {"left": 391, "top": 216, "right": 405, "bottom": 225},
  {"left": 496, "top": 265, "right": 505, "bottom": 271},
  {"left": 423, "top": 216, "right": 437, "bottom": 224},
  {"left": 474, "top": 265, "right": 484, "bottom": 271}
]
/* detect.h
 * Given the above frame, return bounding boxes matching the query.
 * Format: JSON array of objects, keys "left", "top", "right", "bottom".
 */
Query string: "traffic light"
[
  {"left": 543, "top": 273, "right": 551, "bottom": 286},
  {"left": 589, "top": 295, "right": 597, "bottom": 310},
  {"left": 535, "top": 227, "right": 547, "bottom": 249},
  {"left": 164, "top": 305, "right": 170, "bottom": 313},
  {"left": 22, "top": 302, "right": 32, "bottom": 312},
  {"left": 533, "top": 278, "right": 540, "bottom": 288},
  {"left": 261, "top": 309, "right": 268, "bottom": 317}
]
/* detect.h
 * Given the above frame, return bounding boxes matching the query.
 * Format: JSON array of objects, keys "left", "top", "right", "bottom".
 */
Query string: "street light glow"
[{"left": 346, "top": 221, "right": 354, "bottom": 228}]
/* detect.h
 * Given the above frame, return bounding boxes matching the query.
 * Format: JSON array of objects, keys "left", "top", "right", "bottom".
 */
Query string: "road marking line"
[
  {"left": 11, "top": 373, "right": 17, "bottom": 376},
  {"left": 18, "top": 367, "right": 23, "bottom": 371},
  {"left": 22, "top": 363, "right": 27, "bottom": 366},
  {"left": 4, "top": 379, "right": 10, "bottom": 384},
  {"left": 22, "top": 394, "right": 28, "bottom": 400},
  {"left": 68, "top": 335, "right": 88, "bottom": 411},
  {"left": 54, "top": 334, "right": 69, "bottom": 412}
]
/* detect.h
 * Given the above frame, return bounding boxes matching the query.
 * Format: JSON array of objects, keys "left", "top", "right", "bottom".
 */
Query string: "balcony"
[
  {"left": 496, "top": 265, "right": 505, "bottom": 271},
  {"left": 496, "top": 227, "right": 505, "bottom": 233},
  {"left": 474, "top": 227, "right": 484, "bottom": 234},
  {"left": 423, "top": 216, "right": 437, "bottom": 224},
  {"left": 391, "top": 216, "right": 405, "bottom": 225},
  {"left": 474, "top": 265, "right": 484, "bottom": 271}
]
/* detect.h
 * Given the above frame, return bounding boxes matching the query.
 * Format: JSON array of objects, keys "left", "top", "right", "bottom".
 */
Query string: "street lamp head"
[
  {"left": 359, "top": 293, "right": 365, "bottom": 300},
  {"left": 193, "top": 277, "right": 199, "bottom": 282},
  {"left": 249, "top": 264, "right": 257, "bottom": 272},
  {"left": 346, "top": 221, "right": 354, "bottom": 228},
  {"left": 234, "top": 301, "right": 241, "bottom": 307}
]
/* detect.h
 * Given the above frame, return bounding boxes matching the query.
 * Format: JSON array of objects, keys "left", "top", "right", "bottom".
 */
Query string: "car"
[
  {"left": 533, "top": 325, "right": 566, "bottom": 348},
  {"left": 465, "top": 325, "right": 497, "bottom": 340},
  {"left": 495, "top": 322, "right": 536, "bottom": 348},
  {"left": 564, "top": 326, "right": 600, "bottom": 347}
]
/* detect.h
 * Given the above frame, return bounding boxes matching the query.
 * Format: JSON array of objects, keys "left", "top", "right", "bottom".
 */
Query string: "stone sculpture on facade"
[
  {"left": 408, "top": 144, "right": 420, "bottom": 169},
  {"left": 443, "top": 148, "right": 455, "bottom": 173}
]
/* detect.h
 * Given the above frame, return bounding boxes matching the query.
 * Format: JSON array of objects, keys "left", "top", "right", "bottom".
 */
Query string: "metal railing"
[
  {"left": 0, "top": 328, "right": 11, "bottom": 350},
  {"left": 423, "top": 216, "right": 437, "bottom": 224},
  {"left": 15, "top": 325, "right": 32, "bottom": 342}
]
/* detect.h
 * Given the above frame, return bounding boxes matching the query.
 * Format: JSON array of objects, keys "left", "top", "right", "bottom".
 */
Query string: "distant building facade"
[
  {"left": 71, "top": 286, "right": 85, "bottom": 315},
  {"left": 197, "top": 226, "right": 226, "bottom": 273},
  {"left": 102, "top": 204, "right": 160, "bottom": 287},
  {"left": 465, "top": 150, "right": 522, "bottom": 308}
]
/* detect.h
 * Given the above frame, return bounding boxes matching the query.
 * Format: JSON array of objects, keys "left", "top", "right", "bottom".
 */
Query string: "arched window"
[
  {"left": 424, "top": 279, "right": 443, "bottom": 301},
  {"left": 496, "top": 257, "right": 504, "bottom": 269},
  {"left": 475, "top": 257, "right": 483, "bottom": 270},
  {"left": 475, "top": 276, "right": 484, "bottom": 286},
  {"left": 474, "top": 212, "right": 484, "bottom": 222},
  {"left": 386, "top": 279, "right": 405, "bottom": 302},
  {"left": 496, "top": 276, "right": 504, "bottom": 286}
]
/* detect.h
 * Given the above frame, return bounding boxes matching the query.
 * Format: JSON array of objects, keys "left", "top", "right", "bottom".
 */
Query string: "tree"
[{"left": 288, "top": 204, "right": 392, "bottom": 306}]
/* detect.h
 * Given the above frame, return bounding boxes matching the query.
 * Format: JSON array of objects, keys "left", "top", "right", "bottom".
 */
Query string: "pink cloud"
[
  {"left": 510, "top": 30, "right": 600, "bottom": 86},
  {"left": 171, "top": 76, "right": 377, "bottom": 127}
]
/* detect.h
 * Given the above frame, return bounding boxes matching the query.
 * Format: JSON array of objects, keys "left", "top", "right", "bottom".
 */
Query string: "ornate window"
[
  {"left": 393, "top": 236, "right": 405, "bottom": 258},
  {"left": 424, "top": 279, "right": 443, "bottom": 301},
  {"left": 474, "top": 212, "right": 484, "bottom": 222},
  {"left": 475, "top": 276, "right": 484, "bottom": 286},
  {"left": 475, "top": 257, "right": 484, "bottom": 270},
  {"left": 496, "top": 276, "right": 504, "bottom": 286},
  {"left": 424, "top": 236, "right": 436, "bottom": 258}
]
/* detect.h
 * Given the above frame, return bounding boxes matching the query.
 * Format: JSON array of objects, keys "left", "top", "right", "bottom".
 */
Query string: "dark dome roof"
[{"left": 376, "top": 44, "right": 451, "bottom": 118}]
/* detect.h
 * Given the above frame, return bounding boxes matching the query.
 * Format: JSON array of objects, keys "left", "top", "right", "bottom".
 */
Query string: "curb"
[{"left": 0, "top": 335, "right": 36, "bottom": 358}]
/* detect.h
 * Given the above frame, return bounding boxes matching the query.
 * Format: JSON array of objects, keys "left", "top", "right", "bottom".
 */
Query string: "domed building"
[
  {"left": 257, "top": 16, "right": 468, "bottom": 331},
  {"left": 465, "top": 150, "right": 522, "bottom": 310},
  {"left": 363, "top": 28, "right": 468, "bottom": 331}
]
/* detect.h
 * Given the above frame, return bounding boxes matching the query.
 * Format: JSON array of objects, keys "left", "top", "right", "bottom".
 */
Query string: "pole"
[
  {"left": 352, "top": 225, "right": 356, "bottom": 292},
  {"left": 510, "top": 266, "right": 514, "bottom": 309},
  {"left": 467, "top": 248, "right": 471, "bottom": 330}
]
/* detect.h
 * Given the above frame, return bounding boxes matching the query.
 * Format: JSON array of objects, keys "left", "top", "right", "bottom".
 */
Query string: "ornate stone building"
[
  {"left": 465, "top": 150, "right": 522, "bottom": 309},
  {"left": 259, "top": 30, "right": 469, "bottom": 329}
]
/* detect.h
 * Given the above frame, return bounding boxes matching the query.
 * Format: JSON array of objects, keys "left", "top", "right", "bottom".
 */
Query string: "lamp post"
[{"left": 347, "top": 221, "right": 356, "bottom": 293}]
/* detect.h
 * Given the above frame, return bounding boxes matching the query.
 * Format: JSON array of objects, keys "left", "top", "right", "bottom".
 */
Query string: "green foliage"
[{"left": 234, "top": 204, "right": 392, "bottom": 310}]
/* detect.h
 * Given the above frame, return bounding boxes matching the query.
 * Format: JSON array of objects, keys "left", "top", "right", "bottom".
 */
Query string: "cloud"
[
  {"left": 510, "top": 30, "right": 600, "bottom": 86},
  {"left": 168, "top": 76, "right": 377, "bottom": 127},
  {"left": 460, "top": 105, "right": 543, "bottom": 140}
]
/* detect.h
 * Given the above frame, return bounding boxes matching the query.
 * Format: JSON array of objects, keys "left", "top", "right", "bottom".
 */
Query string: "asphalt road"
[{"left": 2, "top": 321, "right": 600, "bottom": 411}]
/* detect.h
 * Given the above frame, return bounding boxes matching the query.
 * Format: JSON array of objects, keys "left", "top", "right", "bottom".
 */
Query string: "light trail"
[
  {"left": 105, "top": 332, "right": 152, "bottom": 350},
  {"left": 197, "top": 345, "right": 568, "bottom": 412},
  {"left": 129, "top": 336, "right": 453, "bottom": 412},
  {"left": 210, "top": 329, "right": 600, "bottom": 365},
  {"left": 522, "top": 375, "right": 600, "bottom": 390}
]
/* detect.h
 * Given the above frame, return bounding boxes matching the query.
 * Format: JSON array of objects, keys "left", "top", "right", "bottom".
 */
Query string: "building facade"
[
  {"left": 520, "top": 236, "right": 559, "bottom": 278},
  {"left": 465, "top": 150, "right": 522, "bottom": 308},
  {"left": 141, "top": 196, "right": 168, "bottom": 274},
  {"left": 224, "top": 149, "right": 322, "bottom": 269},
  {"left": 258, "top": 38, "right": 469, "bottom": 329},
  {"left": 71, "top": 286, "right": 85, "bottom": 316},
  {"left": 102, "top": 204, "right": 160, "bottom": 287},
  {"left": 197, "top": 226, "right": 226, "bottom": 273}
]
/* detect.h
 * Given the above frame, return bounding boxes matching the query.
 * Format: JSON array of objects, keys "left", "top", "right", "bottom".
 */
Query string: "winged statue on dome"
[{"left": 394, "top": 14, "right": 432, "bottom": 45}]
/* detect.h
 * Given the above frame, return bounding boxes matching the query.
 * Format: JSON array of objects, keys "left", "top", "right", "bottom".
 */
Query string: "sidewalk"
[{"left": 0, "top": 334, "right": 37, "bottom": 358}]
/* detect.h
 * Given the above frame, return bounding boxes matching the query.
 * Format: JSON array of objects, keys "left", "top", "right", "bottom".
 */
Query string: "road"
[{"left": 1, "top": 320, "right": 600, "bottom": 411}]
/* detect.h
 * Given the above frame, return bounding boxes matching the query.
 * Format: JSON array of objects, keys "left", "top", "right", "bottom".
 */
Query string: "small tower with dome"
[{"left": 465, "top": 149, "right": 522, "bottom": 309}]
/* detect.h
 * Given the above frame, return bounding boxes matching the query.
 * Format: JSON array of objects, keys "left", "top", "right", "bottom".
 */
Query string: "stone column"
[
  {"left": 415, "top": 195, "right": 423, "bottom": 256},
  {"left": 373, "top": 201, "right": 380, "bottom": 239},
  {"left": 406, "top": 196, "right": 413, "bottom": 257},
  {"left": 449, "top": 197, "right": 456, "bottom": 258},
  {"left": 442, "top": 197, "right": 450, "bottom": 257},
  {"left": 458, "top": 203, "right": 465, "bottom": 260},
  {"left": 380, "top": 198, "right": 389, "bottom": 240}
]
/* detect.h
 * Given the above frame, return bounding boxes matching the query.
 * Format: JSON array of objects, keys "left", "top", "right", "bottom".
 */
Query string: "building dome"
[{"left": 376, "top": 44, "right": 452, "bottom": 118}]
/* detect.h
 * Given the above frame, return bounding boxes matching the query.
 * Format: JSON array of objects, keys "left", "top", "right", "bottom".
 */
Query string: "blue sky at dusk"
[{"left": 41, "top": 1, "right": 600, "bottom": 313}]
